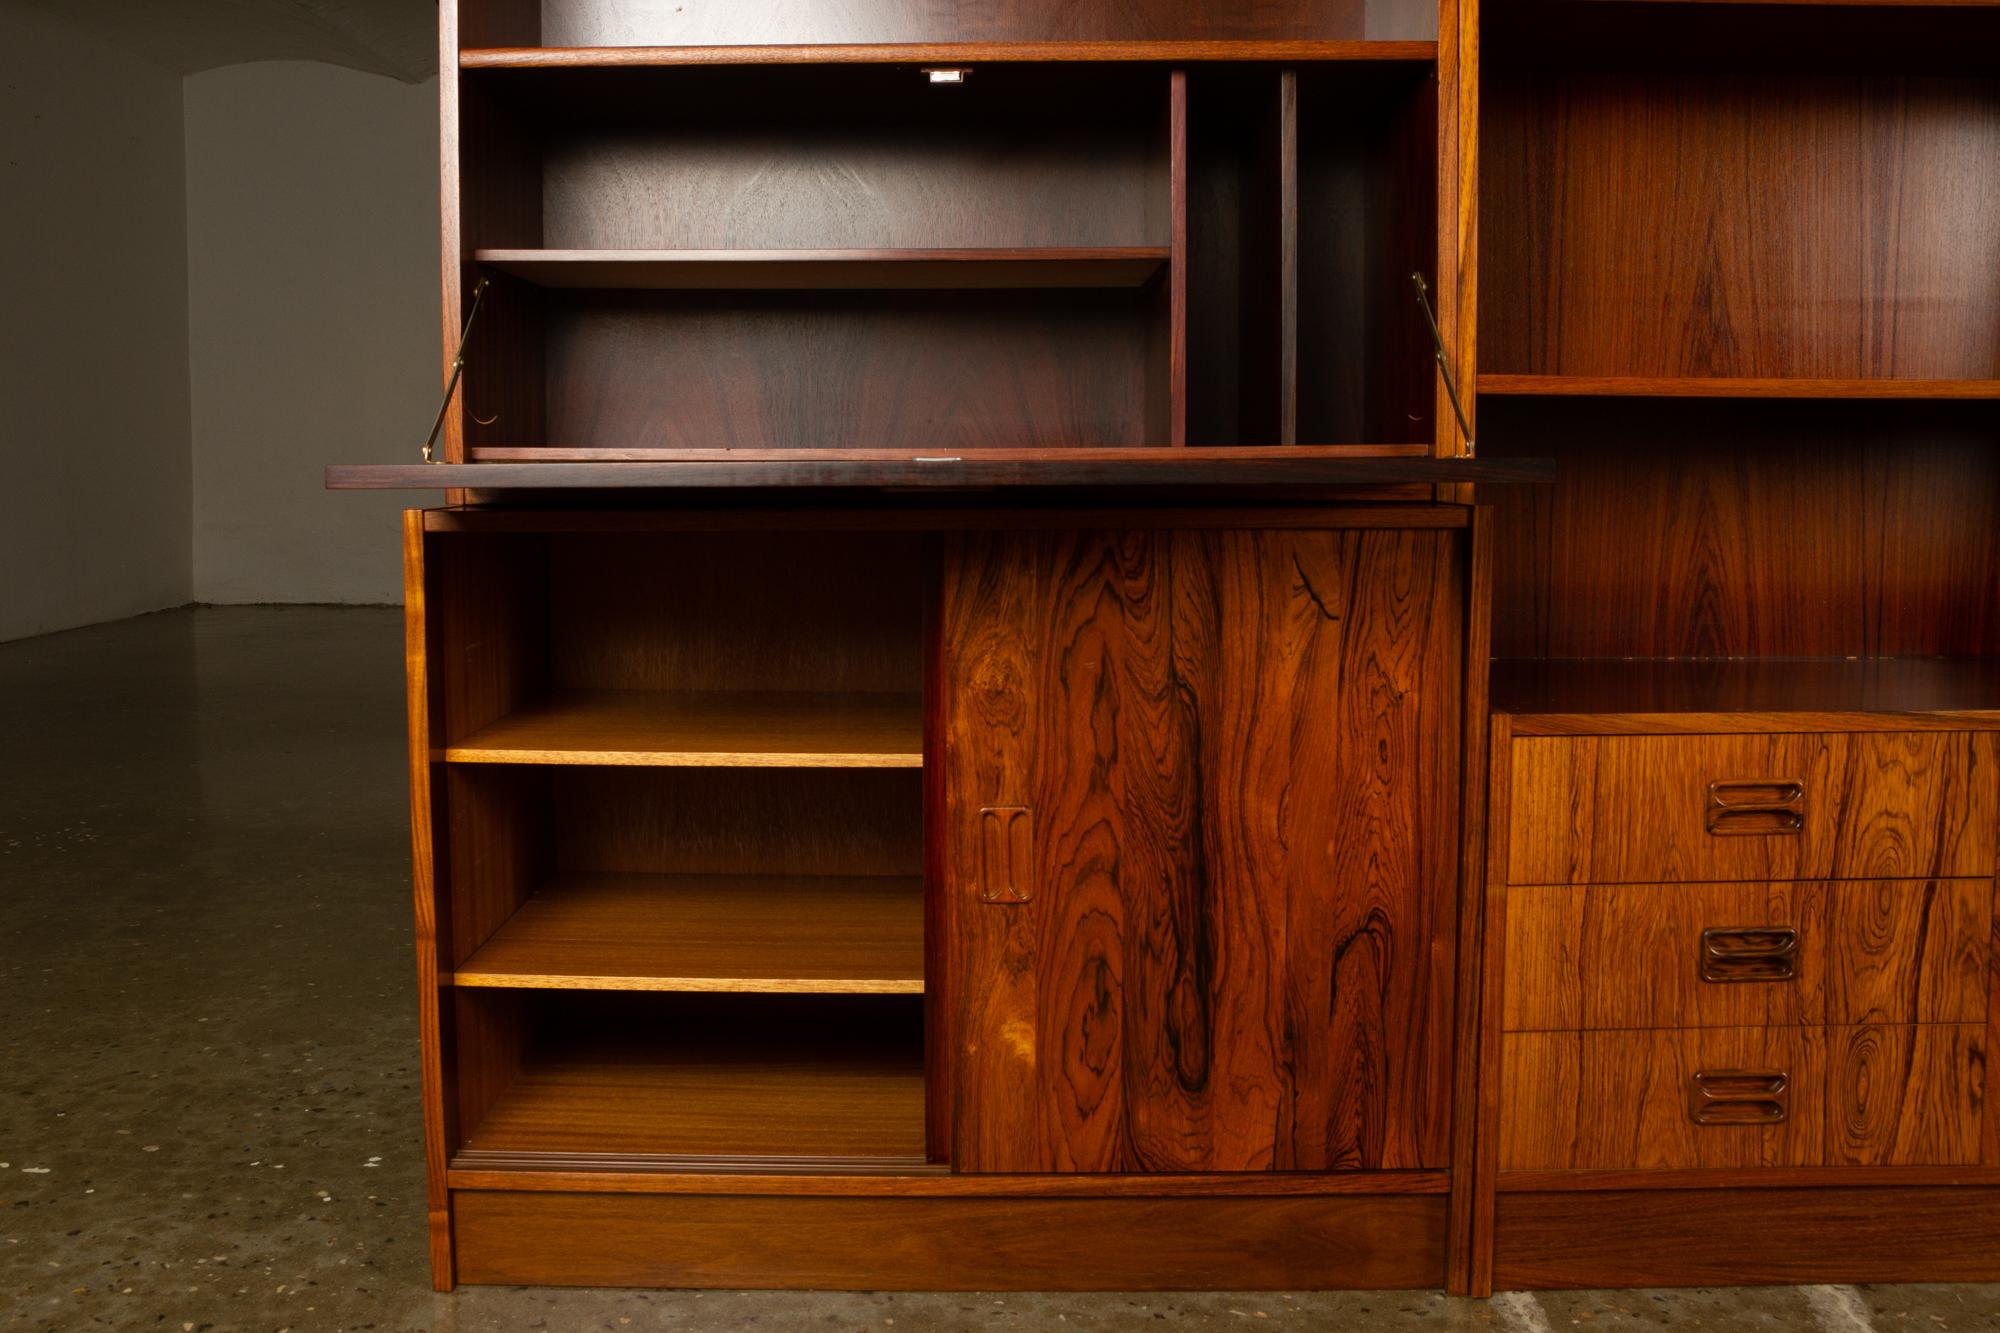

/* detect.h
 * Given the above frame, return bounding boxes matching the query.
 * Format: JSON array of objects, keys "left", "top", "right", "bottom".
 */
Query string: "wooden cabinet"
[
  {"left": 943, "top": 525, "right": 1463, "bottom": 1172},
  {"left": 1483, "top": 715, "right": 2000, "bottom": 1291}
]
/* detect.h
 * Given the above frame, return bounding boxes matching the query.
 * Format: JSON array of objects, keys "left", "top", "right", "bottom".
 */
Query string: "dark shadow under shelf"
[{"left": 1493, "top": 657, "right": 2000, "bottom": 734}]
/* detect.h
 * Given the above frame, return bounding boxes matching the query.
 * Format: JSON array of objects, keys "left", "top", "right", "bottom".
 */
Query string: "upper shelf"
[
  {"left": 1478, "top": 375, "right": 2000, "bottom": 401},
  {"left": 475, "top": 247, "right": 1169, "bottom": 291},
  {"left": 328, "top": 450, "right": 1555, "bottom": 491},
  {"left": 460, "top": 41, "right": 1440, "bottom": 68}
]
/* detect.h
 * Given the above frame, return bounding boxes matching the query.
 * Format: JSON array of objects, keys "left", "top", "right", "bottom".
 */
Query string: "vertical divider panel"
[
  {"left": 1277, "top": 70, "right": 1300, "bottom": 446},
  {"left": 1447, "top": 507, "right": 1495, "bottom": 1294},
  {"left": 1168, "top": 70, "right": 1190, "bottom": 446},
  {"left": 922, "top": 535, "right": 951, "bottom": 1164}
]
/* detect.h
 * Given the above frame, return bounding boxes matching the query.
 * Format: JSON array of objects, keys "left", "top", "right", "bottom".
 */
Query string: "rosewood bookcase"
[{"left": 328, "top": 0, "right": 2000, "bottom": 1297}]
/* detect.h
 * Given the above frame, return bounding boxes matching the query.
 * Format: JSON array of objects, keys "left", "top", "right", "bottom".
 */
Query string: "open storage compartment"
[{"left": 424, "top": 525, "right": 934, "bottom": 1170}]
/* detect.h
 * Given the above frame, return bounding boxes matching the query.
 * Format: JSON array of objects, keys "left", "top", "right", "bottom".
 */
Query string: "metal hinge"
[
  {"left": 1411, "top": 272, "right": 1474, "bottom": 456},
  {"left": 421, "top": 276, "right": 490, "bottom": 463}
]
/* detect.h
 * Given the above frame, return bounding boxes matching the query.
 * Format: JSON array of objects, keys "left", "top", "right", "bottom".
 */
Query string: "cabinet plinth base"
[
  {"left": 450, "top": 1189, "right": 1447, "bottom": 1290},
  {"left": 1494, "top": 1186, "right": 2000, "bottom": 1290}
]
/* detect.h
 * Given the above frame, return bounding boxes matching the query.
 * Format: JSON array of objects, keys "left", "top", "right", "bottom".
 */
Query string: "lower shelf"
[
  {"left": 452, "top": 872, "right": 925, "bottom": 993},
  {"left": 457, "top": 998, "right": 928, "bottom": 1166}
]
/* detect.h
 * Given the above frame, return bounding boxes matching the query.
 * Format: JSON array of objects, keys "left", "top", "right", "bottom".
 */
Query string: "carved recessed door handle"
[
  {"left": 976, "top": 806, "right": 1033, "bottom": 903},
  {"left": 1705, "top": 779, "right": 1806, "bottom": 836},
  {"left": 1699, "top": 926, "right": 1800, "bottom": 983},
  {"left": 1688, "top": 1069, "right": 1789, "bottom": 1126}
]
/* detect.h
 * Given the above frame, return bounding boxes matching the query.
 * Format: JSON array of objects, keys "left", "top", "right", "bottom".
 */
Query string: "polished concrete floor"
[{"left": 2, "top": 606, "right": 1998, "bottom": 1332}]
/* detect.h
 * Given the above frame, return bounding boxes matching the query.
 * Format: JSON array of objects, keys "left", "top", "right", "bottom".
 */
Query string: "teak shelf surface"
[
  {"left": 1479, "top": 375, "right": 2000, "bottom": 400},
  {"left": 330, "top": 455, "right": 1555, "bottom": 490},
  {"left": 454, "top": 873, "right": 925, "bottom": 993},
  {"left": 474, "top": 247, "right": 1171, "bottom": 290},
  {"left": 459, "top": 1033, "right": 927, "bottom": 1163},
  {"left": 459, "top": 41, "right": 1442, "bottom": 68},
  {"left": 444, "top": 690, "right": 925, "bottom": 767}
]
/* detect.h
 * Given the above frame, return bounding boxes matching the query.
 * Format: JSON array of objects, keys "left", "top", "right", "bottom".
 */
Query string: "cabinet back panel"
[
  {"left": 1186, "top": 70, "right": 1289, "bottom": 447},
  {"left": 1484, "top": 399, "right": 2000, "bottom": 659},
  {"left": 1482, "top": 72, "right": 2000, "bottom": 380},
  {"left": 529, "top": 0, "right": 1438, "bottom": 46},
  {"left": 542, "top": 290, "right": 1159, "bottom": 450},
  {"left": 546, "top": 532, "right": 925, "bottom": 695},
  {"left": 513, "top": 66, "right": 1168, "bottom": 251},
  {"left": 553, "top": 768, "right": 923, "bottom": 878}
]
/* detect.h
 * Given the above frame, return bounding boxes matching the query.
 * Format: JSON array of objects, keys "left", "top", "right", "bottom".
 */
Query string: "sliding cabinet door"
[{"left": 943, "top": 524, "right": 1462, "bottom": 1172}]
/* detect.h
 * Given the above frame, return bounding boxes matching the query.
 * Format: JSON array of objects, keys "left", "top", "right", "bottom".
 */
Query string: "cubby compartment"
[
  {"left": 442, "top": 764, "right": 924, "bottom": 986},
  {"left": 1296, "top": 64, "right": 1438, "bottom": 445},
  {"left": 454, "top": 63, "right": 1178, "bottom": 452},
  {"left": 450, "top": 991, "right": 928, "bottom": 1165},
  {"left": 1480, "top": 1, "right": 2000, "bottom": 396},
  {"left": 428, "top": 528, "right": 927, "bottom": 758}
]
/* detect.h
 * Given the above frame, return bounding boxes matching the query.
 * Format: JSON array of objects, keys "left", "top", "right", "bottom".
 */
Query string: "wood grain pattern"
[
  {"left": 443, "top": 690, "right": 924, "bottom": 767},
  {"left": 1492, "top": 1186, "right": 2000, "bottom": 1289},
  {"left": 1482, "top": 401, "right": 2000, "bottom": 659},
  {"left": 476, "top": 247, "right": 1171, "bottom": 289},
  {"left": 1481, "top": 73, "right": 2000, "bottom": 381},
  {"left": 451, "top": 872, "right": 924, "bottom": 992},
  {"left": 1499, "top": 1165, "right": 2000, "bottom": 1193},
  {"left": 1507, "top": 732, "right": 2000, "bottom": 885},
  {"left": 1505, "top": 879, "right": 1991, "bottom": 1031},
  {"left": 1499, "top": 1027, "right": 1828, "bottom": 1170},
  {"left": 1828, "top": 880, "right": 1993, "bottom": 1024},
  {"left": 1828, "top": 1023, "right": 1988, "bottom": 1166},
  {"left": 451, "top": 1191, "right": 1449, "bottom": 1290},
  {"left": 945, "top": 525, "right": 1462, "bottom": 1172},
  {"left": 1504, "top": 883, "right": 1827, "bottom": 1032}
]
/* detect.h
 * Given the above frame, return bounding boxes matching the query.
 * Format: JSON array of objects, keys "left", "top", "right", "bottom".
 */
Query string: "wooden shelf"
[
  {"left": 444, "top": 690, "right": 924, "bottom": 767},
  {"left": 455, "top": 873, "right": 924, "bottom": 993},
  {"left": 1479, "top": 374, "right": 2000, "bottom": 400},
  {"left": 457, "top": 1025, "right": 927, "bottom": 1164},
  {"left": 1493, "top": 657, "right": 2000, "bottom": 734},
  {"left": 460, "top": 41, "right": 1441, "bottom": 68},
  {"left": 475, "top": 247, "right": 1170, "bottom": 290},
  {"left": 330, "top": 452, "right": 1555, "bottom": 491}
]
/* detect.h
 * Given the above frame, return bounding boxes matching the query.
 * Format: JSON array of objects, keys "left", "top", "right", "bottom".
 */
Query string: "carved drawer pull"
[
  {"left": 976, "top": 806, "right": 1032, "bottom": 904},
  {"left": 1689, "top": 1069, "right": 1789, "bottom": 1126},
  {"left": 1699, "top": 926, "right": 1800, "bottom": 983},
  {"left": 1705, "top": 779, "right": 1806, "bottom": 836}
]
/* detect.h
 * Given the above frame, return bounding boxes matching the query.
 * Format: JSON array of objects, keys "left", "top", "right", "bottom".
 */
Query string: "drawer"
[
  {"left": 1504, "top": 879, "right": 1991, "bottom": 1031},
  {"left": 1500, "top": 1027, "right": 1826, "bottom": 1170},
  {"left": 1829, "top": 1024, "right": 1989, "bottom": 1166},
  {"left": 1507, "top": 732, "right": 1998, "bottom": 885}
]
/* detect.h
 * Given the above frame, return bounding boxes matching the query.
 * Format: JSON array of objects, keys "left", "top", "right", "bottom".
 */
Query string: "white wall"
[
  {"left": 0, "top": 4, "right": 193, "bottom": 642},
  {"left": 185, "top": 61, "right": 436, "bottom": 605}
]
